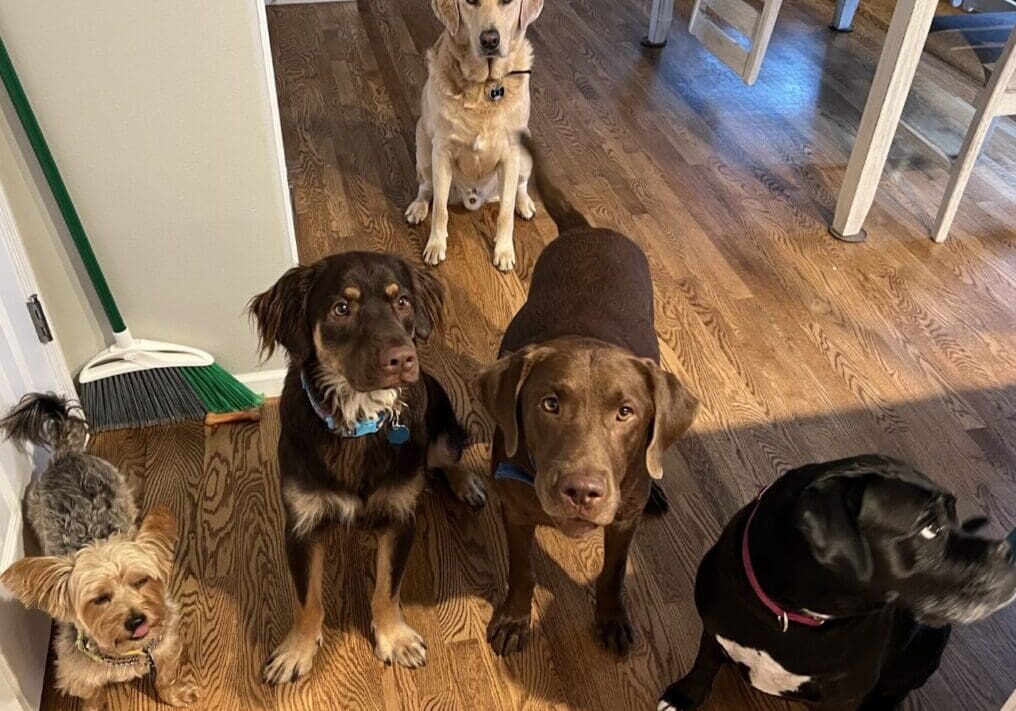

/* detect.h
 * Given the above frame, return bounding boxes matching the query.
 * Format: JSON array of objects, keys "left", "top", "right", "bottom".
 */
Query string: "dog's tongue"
[{"left": 132, "top": 622, "right": 150, "bottom": 639}]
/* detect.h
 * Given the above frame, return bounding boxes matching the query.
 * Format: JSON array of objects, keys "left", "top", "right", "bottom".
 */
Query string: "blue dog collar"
[
  {"left": 495, "top": 461, "right": 535, "bottom": 486},
  {"left": 300, "top": 370, "right": 409, "bottom": 445}
]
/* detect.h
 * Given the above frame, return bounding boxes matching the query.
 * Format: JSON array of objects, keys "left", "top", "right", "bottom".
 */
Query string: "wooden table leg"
[
  {"left": 830, "top": 0, "right": 860, "bottom": 32},
  {"left": 643, "top": 0, "right": 675, "bottom": 47},
  {"left": 830, "top": 0, "right": 937, "bottom": 242}
]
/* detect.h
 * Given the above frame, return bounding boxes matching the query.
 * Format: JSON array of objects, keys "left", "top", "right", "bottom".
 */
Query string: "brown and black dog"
[
  {"left": 250, "top": 252, "right": 486, "bottom": 682},
  {"left": 477, "top": 139, "right": 699, "bottom": 657}
]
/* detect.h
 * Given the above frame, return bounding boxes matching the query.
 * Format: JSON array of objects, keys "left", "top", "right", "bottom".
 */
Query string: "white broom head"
[{"left": 78, "top": 328, "right": 213, "bottom": 384}]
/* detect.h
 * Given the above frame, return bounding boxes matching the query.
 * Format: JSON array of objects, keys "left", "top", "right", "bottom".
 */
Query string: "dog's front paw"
[
  {"left": 406, "top": 199, "right": 430, "bottom": 225},
  {"left": 515, "top": 192, "right": 536, "bottom": 220},
  {"left": 160, "top": 680, "right": 199, "bottom": 707},
  {"left": 596, "top": 608, "right": 635, "bottom": 656},
  {"left": 492, "top": 241, "right": 516, "bottom": 272},
  {"left": 422, "top": 232, "right": 447, "bottom": 266},
  {"left": 263, "top": 630, "right": 322, "bottom": 685},
  {"left": 372, "top": 620, "right": 427, "bottom": 669},
  {"left": 487, "top": 609, "right": 531, "bottom": 656},
  {"left": 445, "top": 465, "right": 487, "bottom": 508},
  {"left": 658, "top": 678, "right": 708, "bottom": 710}
]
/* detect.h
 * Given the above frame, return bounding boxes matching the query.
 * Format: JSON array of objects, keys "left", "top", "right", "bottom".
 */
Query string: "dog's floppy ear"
[
  {"left": 136, "top": 506, "right": 178, "bottom": 580},
  {"left": 248, "top": 264, "right": 317, "bottom": 360},
  {"left": 637, "top": 359, "right": 699, "bottom": 479},
  {"left": 432, "top": 0, "right": 460, "bottom": 34},
  {"left": 476, "top": 345, "right": 546, "bottom": 457},
  {"left": 798, "top": 474, "right": 874, "bottom": 583},
  {"left": 0, "top": 556, "right": 73, "bottom": 619},
  {"left": 412, "top": 268, "right": 446, "bottom": 341},
  {"left": 519, "top": 0, "right": 544, "bottom": 31}
]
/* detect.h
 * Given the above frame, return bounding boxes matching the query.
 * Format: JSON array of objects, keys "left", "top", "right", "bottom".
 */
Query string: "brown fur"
[{"left": 477, "top": 205, "right": 698, "bottom": 658}]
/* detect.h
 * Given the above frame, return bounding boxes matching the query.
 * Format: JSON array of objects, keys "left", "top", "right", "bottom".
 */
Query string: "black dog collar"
[{"left": 487, "top": 69, "right": 532, "bottom": 102}]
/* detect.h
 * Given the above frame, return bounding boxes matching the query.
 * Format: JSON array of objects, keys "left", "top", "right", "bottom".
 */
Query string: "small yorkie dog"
[{"left": 0, "top": 393, "right": 197, "bottom": 711}]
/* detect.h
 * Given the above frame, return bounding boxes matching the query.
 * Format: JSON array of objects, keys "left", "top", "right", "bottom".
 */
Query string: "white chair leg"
[
  {"left": 645, "top": 0, "right": 675, "bottom": 47},
  {"left": 744, "top": 0, "right": 785, "bottom": 85},
  {"left": 831, "top": 0, "right": 938, "bottom": 241},
  {"left": 932, "top": 27, "right": 1016, "bottom": 243},
  {"left": 830, "top": 0, "right": 860, "bottom": 32},
  {"left": 932, "top": 117, "right": 998, "bottom": 242},
  {"left": 688, "top": 0, "right": 783, "bottom": 85}
]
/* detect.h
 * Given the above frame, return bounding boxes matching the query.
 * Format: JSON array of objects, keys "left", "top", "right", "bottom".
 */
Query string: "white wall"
[{"left": 0, "top": 0, "right": 295, "bottom": 379}]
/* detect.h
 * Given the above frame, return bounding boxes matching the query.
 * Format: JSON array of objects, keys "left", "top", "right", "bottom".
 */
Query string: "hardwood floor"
[{"left": 42, "top": 0, "right": 1016, "bottom": 709}]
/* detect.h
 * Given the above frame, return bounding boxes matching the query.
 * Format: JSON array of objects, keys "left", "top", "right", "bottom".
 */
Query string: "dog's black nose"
[
  {"left": 125, "top": 613, "right": 147, "bottom": 632},
  {"left": 480, "top": 29, "right": 500, "bottom": 52}
]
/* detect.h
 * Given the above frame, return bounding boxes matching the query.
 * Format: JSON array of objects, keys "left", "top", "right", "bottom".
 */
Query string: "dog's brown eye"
[
  {"left": 92, "top": 594, "right": 111, "bottom": 606},
  {"left": 541, "top": 396, "right": 559, "bottom": 413},
  {"left": 334, "top": 301, "right": 350, "bottom": 317},
  {"left": 465, "top": 0, "right": 478, "bottom": 5},
  {"left": 134, "top": 577, "right": 150, "bottom": 589},
  {"left": 618, "top": 405, "right": 635, "bottom": 420},
  {"left": 397, "top": 295, "right": 411, "bottom": 310}
]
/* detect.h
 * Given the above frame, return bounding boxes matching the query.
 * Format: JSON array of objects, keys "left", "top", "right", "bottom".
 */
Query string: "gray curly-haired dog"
[{"left": 0, "top": 393, "right": 197, "bottom": 711}]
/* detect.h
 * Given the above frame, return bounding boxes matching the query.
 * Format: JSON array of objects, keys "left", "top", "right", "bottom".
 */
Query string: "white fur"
[
  {"left": 716, "top": 635, "right": 811, "bottom": 697},
  {"left": 405, "top": 28, "right": 537, "bottom": 271},
  {"left": 311, "top": 366, "right": 399, "bottom": 430},
  {"left": 284, "top": 484, "right": 362, "bottom": 537},
  {"left": 451, "top": 172, "right": 500, "bottom": 211}
]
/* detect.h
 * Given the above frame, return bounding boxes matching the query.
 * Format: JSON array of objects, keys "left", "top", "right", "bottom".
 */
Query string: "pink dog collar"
[{"left": 742, "top": 485, "right": 828, "bottom": 632}]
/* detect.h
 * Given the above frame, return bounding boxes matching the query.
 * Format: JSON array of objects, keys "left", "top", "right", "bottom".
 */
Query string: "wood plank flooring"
[{"left": 43, "top": 0, "right": 1015, "bottom": 709}]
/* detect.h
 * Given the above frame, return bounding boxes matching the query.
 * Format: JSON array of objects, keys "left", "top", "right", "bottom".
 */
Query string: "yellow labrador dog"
[{"left": 406, "top": 0, "right": 544, "bottom": 272}]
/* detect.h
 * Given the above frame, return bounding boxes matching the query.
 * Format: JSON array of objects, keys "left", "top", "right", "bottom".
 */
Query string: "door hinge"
[{"left": 27, "top": 294, "right": 53, "bottom": 344}]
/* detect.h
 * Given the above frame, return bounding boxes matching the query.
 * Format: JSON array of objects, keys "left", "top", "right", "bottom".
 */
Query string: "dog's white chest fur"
[{"left": 716, "top": 635, "right": 811, "bottom": 697}]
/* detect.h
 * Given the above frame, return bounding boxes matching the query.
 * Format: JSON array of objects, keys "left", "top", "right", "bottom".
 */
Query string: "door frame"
[{"left": 0, "top": 138, "right": 75, "bottom": 711}]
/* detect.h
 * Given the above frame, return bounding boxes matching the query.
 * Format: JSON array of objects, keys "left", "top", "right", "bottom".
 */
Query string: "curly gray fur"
[{"left": 2, "top": 393, "right": 137, "bottom": 556}]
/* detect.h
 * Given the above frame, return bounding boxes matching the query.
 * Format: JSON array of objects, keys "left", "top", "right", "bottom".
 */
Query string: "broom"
[{"left": 0, "top": 32, "right": 264, "bottom": 431}]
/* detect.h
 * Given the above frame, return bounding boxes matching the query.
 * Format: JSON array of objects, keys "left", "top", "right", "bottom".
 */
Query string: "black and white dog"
[{"left": 659, "top": 455, "right": 1016, "bottom": 710}]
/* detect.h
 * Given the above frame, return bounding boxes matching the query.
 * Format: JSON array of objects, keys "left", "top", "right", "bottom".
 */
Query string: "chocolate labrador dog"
[
  {"left": 659, "top": 455, "right": 1016, "bottom": 710},
  {"left": 477, "top": 139, "right": 699, "bottom": 656}
]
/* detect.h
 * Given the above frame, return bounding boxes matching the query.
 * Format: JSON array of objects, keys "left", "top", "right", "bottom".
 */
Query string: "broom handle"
[{"left": 0, "top": 32, "right": 127, "bottom": 333}]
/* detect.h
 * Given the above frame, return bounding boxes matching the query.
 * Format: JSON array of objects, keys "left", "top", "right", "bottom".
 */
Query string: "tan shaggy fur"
[{"left": 0, "top": 507, "right": 197, "bottom": 711}]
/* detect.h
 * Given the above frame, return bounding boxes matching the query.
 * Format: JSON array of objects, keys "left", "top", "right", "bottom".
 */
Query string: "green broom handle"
[{"left": 0, "top": 31, "right": 126, "bottom": 333}]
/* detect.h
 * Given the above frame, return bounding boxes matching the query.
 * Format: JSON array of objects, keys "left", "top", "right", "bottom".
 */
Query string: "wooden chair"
[
  {"left": 932, "top": 24, "right": 1016, "bottom": 242},
  {"left": 687, "top": 0, "right": 783, "bottom": 85}
]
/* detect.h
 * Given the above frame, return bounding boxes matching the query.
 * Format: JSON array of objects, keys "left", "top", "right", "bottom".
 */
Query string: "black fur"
[{"left": 660, "top": 455, "right": 1016, "bottom": 709}]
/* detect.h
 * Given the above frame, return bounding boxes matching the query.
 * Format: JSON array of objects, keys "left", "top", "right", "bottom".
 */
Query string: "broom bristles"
[
  {"left": 80, "top": 369, "right": 205, "bottom": 432},
  {"left": 181, "top": 363, "right": 264, "bottom": 414},
  {"left": 80, "top": 363, "right": 263, "bottom": 431}
]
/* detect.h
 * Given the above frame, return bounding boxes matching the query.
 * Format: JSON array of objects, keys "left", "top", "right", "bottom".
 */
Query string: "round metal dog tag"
[{"left": 388, "top": 424, "right": 410, "bottom": 445}]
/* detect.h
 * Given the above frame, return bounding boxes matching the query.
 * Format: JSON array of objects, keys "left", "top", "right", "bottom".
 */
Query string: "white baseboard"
[{"left": 235, "top": 368, "right": 287, "bottom": 398}]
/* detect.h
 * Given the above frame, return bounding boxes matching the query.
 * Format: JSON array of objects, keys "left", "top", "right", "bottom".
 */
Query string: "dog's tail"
[
  {"left": 520, "top": 133, "right": 590, "bottom": 233},
  {"left": 0, "top": 392, "right": 89, "bottom": 454}
]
